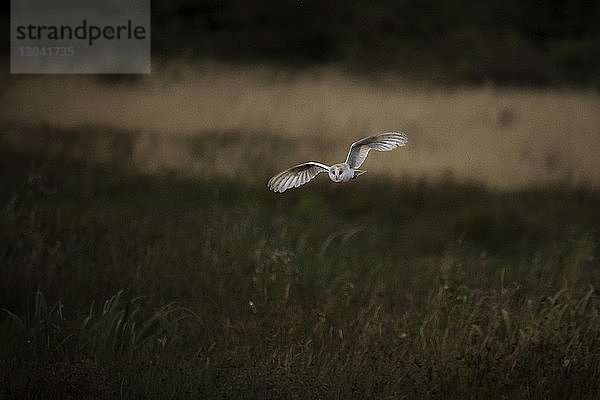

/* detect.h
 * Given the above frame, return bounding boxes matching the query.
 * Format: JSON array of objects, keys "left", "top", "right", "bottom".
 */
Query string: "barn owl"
[{"left": 268, "top": 132, "right": 407, "bottom": 193}]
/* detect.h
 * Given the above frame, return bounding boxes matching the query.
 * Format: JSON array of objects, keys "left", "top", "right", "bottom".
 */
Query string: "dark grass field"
[{"left": 1, "top": 127, "right": 600, "bottom": 399}]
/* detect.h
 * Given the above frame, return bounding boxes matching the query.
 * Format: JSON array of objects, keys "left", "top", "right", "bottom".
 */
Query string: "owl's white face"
[{"left": 328, "top": 164, "right": 350, "bottom": 183}]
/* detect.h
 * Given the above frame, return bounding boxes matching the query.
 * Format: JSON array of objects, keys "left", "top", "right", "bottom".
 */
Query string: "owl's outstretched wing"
[
  {"left": 268, "top": 162, "right": 330, "bottom": 193},
  {"left": 345, "top": 132, "right": 408, "bottom": 169}
]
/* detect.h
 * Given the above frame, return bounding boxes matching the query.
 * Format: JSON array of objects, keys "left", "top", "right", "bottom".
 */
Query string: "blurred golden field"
[{"left": 2, "top": 61, "right": 599, "bottom": 188}]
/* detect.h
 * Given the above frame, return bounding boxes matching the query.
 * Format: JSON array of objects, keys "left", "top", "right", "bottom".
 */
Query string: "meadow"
[
  {"left": 2, "top": 62, "right": 600, "bottom": 188},
  {"left": 1, "top": 121, "right": 600, "bottom": 399}
]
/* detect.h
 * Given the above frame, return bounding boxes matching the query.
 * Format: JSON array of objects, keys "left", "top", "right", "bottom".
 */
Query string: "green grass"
[{"left": 1, "top": 129, "right": 600, "bottom": 399}]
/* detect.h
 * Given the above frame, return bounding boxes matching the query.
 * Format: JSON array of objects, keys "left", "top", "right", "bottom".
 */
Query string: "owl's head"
[{"left": 328, "top": 165, "right": 345, "bottom": 183}]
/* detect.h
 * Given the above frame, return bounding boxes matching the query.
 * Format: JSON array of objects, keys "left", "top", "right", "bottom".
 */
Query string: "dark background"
[
  {"left": 150, "top": 0, "right": 600, "bottom": 86},
  {"left": 3, "top": 0, "right": 600, "bottom": 86}
]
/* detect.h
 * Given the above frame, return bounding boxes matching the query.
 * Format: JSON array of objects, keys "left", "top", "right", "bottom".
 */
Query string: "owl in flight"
[{"left": 268, "top": 132, "right": 407, "bottom": 193}]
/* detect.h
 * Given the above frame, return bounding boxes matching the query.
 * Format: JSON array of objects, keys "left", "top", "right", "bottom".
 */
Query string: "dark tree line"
[
  {"left": 2, "top": 1, "right": 598, "bottom": 86},
  {"left": 152, "top": 0, "right": 600, "bottom": 86}
]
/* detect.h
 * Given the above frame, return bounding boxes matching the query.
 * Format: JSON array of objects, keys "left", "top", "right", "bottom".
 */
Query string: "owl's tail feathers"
[{"left": 353, "top": 170, "right": 367, "bottom": 179}]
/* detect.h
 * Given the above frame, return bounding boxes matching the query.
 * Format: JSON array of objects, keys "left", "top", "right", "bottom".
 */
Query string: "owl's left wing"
[
  {"left": 345, "top": 132, "right": 408, "bottom": 169},
  {"left": 268, "top": 162, "right": 330, "bottom": 193}
]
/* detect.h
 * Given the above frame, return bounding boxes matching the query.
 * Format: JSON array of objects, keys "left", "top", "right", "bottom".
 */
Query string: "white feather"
[
  {"left": 267, "top": 162, "right": 329, "bottom": 193},
  {"left": 345, "top": 132, "right": 408, "bottom": 169}
]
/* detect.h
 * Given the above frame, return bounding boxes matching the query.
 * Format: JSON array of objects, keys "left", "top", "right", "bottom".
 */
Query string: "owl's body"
[
  {"left": 268, "top": 132, "right": 407, "bottom": 193},
  {"left": 328, "top": 163, "right": 365, "bottom": 183}
]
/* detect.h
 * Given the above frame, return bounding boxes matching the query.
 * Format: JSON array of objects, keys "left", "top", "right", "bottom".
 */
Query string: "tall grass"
[{"left": 1, "top": 128, "right": 600, "bottom": 398}]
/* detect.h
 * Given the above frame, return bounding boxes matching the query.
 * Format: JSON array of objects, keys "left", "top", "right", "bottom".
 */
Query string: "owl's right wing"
[
  {"left": 345, "top": 132, "right": 408, "bottom": 169},
  {"left": 268, "top": 162, "right": 330, "bottom": 193}
]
